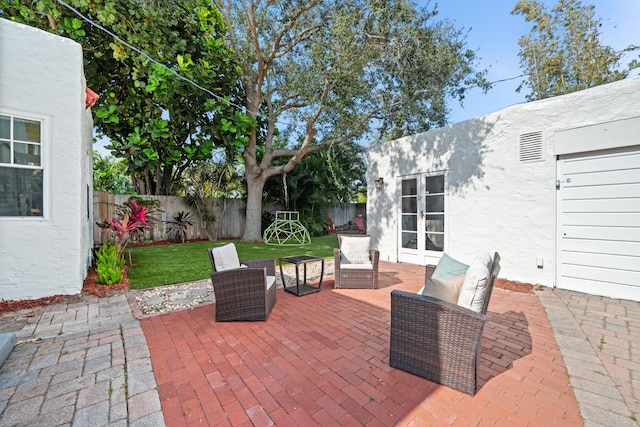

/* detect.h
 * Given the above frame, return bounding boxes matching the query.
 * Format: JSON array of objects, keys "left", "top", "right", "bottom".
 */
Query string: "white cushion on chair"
[
  {"left": 211, "top": 243, "right": 241, "bottom": 271},
  {"left": 419, "top": 273, "right": 466, "bottom": 304},
  {"left": 266, "top": 276, "right": 276, "bottom": 289},
  {"left": 340, "top": 236, "right": 371, "bottom": 264},
  {"left": 457, "top": 252, "right": 493, "bottom": 313},
  {"left": 341, "top": 262, "right": 373, "bottom": 270}
]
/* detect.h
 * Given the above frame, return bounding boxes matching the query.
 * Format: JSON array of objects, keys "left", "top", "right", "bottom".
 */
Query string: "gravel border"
[{"left": 130, "top": 260, "right": 335, "bottom": 316}]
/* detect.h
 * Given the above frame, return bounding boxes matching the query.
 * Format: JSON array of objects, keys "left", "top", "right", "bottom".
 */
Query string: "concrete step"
[{"left": 0, "top": 333, "right": 16, "bottom": 367}]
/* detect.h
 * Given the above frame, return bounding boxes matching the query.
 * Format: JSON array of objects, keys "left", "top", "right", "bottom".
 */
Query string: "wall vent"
[{"left": 518, "top": 131, "right": 543, "bottom": 162}]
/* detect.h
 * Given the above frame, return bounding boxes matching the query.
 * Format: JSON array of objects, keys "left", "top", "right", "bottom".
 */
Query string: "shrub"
[
  {"left": 303, "top": 214, "right": 330, "bottom": 237},
  {"left": 96, "top": 198, "right": 158, "bottom": 262},
  {"left": 166, "top": 211, "right": 193, "bottom": 243},
  {"left": 95, "top": 241, "right": 125, "bottom": 285}
]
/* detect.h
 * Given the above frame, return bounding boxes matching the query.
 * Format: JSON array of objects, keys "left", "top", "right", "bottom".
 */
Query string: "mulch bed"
[
  {"left": 495, "top": 278, "right": 534, "bottom": 294},
  {"left": 0, "top": 265, "right": 129, "bottom": 315},
  {"left": 0, "top": 239, "right": 206, "bottom": 315}
]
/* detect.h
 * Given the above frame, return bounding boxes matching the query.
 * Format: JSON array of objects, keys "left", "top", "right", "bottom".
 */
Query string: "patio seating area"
[{"left": 142, "top": 261, "right": 583, "bottom": 426}]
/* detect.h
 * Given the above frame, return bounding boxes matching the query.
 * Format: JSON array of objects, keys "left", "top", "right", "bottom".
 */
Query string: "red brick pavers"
[{"left": 141, "top": 262, "right": 582, "bottom": 426}]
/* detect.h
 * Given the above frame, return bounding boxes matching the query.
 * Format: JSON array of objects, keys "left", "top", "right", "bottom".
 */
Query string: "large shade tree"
[
  {"left": 511, "top": 0, "right": 631, "bottom": 101},
  {"left": 214, "top": 0, "right": 490, "bottom": 241},
  {"left": 2, "top": 0, "right": 247, "bottom": 195}
]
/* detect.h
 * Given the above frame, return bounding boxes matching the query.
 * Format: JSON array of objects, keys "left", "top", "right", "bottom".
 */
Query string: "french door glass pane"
[
  {"left": 401, "top": 197, "right": 417, "bottom": 213},
  {"left": 425, "top": 215, "right": 444, "bottom": 233},
  {"left": 426, "top": 194, "right": 443, "bottom": 212},
  {"left": 402, "top": 214, "right": 417, "bottom": 231},
  {"left": 426, "top": 233, "right": 444, "bottom": 251},
  {"left": 402, "top": 179, "right": 417, "bottom": 196},
  {"left": 402, "top": 232, "right": 417, "bottom": 249},
  {"left": 426, "top": 175, "right": 444, "bottom": 194}
]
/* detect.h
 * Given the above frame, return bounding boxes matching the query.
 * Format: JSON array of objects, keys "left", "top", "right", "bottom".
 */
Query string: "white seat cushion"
[
  {"left": 457, "top": 252, "right": 493, "bottom": 313},
  {"left": 211, "top": 243, "right": 241, "bottom": 271},
  {"left": 419, "top": 273, "right": 466, "bottom": 304},
  {"left": 340, "top": 236, "right": 371, "bottom": 264},
  {"left": 341, "top": 262, "right": 373, "bottom": 270},
  {"left": 266, "top": 276, "right": 276, "bottom": 289}
]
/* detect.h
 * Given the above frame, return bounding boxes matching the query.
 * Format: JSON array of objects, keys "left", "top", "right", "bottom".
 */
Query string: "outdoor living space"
[{"left": 140, "top": 261, "right": 582, "bottom": 426}]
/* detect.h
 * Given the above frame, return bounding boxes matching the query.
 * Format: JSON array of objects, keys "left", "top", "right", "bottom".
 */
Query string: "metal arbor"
[{"left": 263, "top": 211, "right": 311, "bottom": 246}]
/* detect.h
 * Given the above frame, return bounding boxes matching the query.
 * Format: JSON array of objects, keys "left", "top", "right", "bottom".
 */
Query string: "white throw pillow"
[
  {"left": 420, "top": 273, "right": 466, "bottom": 304},
  {"left": 340, "top": 236, "right": 371, "bottom": 264},
  {"left": 211, "top": 243, "right": 241, "bottom": 271},
  {"left": 457, "top": 252, "right": 493, "bottom": 313}
]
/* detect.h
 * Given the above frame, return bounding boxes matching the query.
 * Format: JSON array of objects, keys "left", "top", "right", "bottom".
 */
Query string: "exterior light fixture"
[{"left": 375, "top": 177, "right": 384, "bottom": 190}]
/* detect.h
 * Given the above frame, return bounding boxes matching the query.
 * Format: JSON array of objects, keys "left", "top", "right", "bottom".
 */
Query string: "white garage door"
[{"left": 556, "top": 146, "right": 640, "bottom": 301}]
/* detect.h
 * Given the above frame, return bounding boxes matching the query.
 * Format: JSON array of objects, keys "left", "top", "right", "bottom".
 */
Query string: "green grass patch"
[{"left": 126, "top": 234, "right": 339, "bottom": 289}]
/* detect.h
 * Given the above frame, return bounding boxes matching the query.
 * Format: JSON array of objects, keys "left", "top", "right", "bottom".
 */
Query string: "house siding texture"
[
  {"left": 0, "top": 19, "right": 94, "bottom": 300},
  {"left": 367, "top": 75, "right": 640, "bottom": 289}
]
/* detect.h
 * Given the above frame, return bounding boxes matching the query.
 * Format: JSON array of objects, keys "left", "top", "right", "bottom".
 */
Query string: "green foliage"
[
  {"left": 179, "top": 152, "right": 244, "bottom": 240},
  {"left": 216, "top": 0, "right": 489, "bottom": 240},
  {"left": 166, "top": 211, "right": 194, "bottom": 243},
  {"left": 512, "top": 0, "right": 630, "bottom": 101},
  {"left": 126, "top": 235, "right": 339, "bottom": 289},
  {"left": 4, "top": 0, "right": 249, "bottom": 196},
  {"left": 95, "top": 241, "right": 125, "bottom": 285},
  {"left": 93, "top": 151, "right": 134, "bottom": 194},
  {"left": 302, "top": 215, "right": 331, "bottom": 237},
  {"left": 264, "top": 141, "right": 365, "bottom": 229}
]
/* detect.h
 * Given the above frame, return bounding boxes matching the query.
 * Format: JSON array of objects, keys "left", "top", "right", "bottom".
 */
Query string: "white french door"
[{"left": 398, "top": 173, "right": 446, "bottom": 265}]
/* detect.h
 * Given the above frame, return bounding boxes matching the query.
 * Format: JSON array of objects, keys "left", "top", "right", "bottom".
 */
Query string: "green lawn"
[{"left": 126, "top": 234, "right": 339, "bottom": 289}]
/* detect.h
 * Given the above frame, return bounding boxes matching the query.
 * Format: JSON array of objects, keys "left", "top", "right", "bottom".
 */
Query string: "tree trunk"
[{"left": 242, "top": 173, "right": 266, "bottom": 241}]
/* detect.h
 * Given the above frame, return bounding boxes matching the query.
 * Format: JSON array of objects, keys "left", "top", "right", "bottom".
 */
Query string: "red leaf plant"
[{"left": 96, "top": 198, "right": 159, "bottom": 263}]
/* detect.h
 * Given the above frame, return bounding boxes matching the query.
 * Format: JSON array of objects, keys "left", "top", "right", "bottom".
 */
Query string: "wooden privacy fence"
[
  {"left": 93, "top": 192, "right": 254, "bottom": 245},
  {"left": 93, "top": 192, "right": 364, "bottom": 245},
  {"left": 328, "top": 204, "right": 366, "bottom": 226}
]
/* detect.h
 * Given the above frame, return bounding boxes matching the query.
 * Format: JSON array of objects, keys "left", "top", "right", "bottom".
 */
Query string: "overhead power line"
[{"left": 55, "top": 0, "right": 251, "bottom": 115}]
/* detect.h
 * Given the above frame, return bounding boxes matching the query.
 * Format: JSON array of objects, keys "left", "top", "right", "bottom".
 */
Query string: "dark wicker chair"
[
  {"left": 389, "top": 252, "right": 501, "bottom": 395},
  {"left": 208, "top": 246, "right": 277, "bottom": 322},
  {"left": 333, "top": 235, "right": 380, "bottom": 289}
]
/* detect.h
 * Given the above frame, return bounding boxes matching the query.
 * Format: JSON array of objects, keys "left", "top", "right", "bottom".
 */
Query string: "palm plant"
[{"left": 166, "top": 211, "right": 193, "bottom": 243}]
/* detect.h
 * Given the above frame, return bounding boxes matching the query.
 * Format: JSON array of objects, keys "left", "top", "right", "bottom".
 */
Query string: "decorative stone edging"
[{"left": 130, "top": 260, "right": 335, "bottom": 316}]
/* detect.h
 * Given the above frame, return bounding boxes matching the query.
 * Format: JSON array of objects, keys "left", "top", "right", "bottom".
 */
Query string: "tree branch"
[{"left": 269, "top": 0, "right": 319, "bottom": 63}]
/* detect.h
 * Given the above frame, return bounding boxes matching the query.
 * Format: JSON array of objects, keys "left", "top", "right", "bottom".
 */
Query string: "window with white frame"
[{"left": 0, "top": 114, "right": 44, "bottom": 217}]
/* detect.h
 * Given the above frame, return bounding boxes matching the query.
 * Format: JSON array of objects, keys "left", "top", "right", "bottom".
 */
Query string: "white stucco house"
[
  {"left": 367, "top": 75, "right": 640, "bottom": 302},
  {"left": 0, "top": 19, "right": 94, "bottom": 300}
]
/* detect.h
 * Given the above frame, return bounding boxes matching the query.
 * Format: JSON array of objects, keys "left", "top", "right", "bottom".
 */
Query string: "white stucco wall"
[
  {"left": 0, "top": 19, "right": 94, "bottom": 300},
  {"left": 367, "top": 76, "right": 640, "bottom": 287}
]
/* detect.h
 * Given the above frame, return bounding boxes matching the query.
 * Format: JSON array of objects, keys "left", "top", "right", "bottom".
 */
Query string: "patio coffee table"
[{"left": 279, "top": 255, "right": 324, "bottom": 296}]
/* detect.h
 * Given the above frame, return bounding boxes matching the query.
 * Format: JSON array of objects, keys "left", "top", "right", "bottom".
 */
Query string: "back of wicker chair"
[
  {"left": 333, "top": 235, "right": 380, "bottom": 289},
  {"left": 208, "top": 247, "right": 277, "bottom": 321},
  {"left": 389, "top": 252, "right": 500, "bottom": 395}
]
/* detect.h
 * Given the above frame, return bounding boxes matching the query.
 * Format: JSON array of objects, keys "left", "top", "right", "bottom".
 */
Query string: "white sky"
[{"left": 428, "top": 0, "right": 640, "bottom": 124}]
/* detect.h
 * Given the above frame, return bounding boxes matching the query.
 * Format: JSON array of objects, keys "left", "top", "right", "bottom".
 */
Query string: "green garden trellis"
[{"left": 263, "top": 211, "right": 311, "bottom": 246}]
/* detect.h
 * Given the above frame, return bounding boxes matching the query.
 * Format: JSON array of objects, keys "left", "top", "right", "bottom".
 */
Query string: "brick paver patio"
[{"left": 142, "top": 262, "right": 582, "bottom": 426}]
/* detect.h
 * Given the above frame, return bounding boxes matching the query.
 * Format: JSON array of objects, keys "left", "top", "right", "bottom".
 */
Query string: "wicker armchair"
[
  {"left": 333, "top": 235, "right": 379, "bottom": 289},
  {"left": 208, "top": 245, "right": 277, "bottom": 322},
  {"left": 389, "top": 252, "right": 500, "bottom": 395}
]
